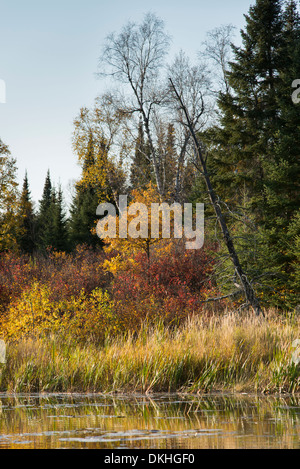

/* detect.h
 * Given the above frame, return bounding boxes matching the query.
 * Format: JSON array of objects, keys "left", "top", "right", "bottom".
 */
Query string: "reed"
[{"left": 0, "top": 311, "right": 299, "bottom": 394}]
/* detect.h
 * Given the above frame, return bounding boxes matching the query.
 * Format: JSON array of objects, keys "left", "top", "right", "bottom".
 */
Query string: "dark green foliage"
[
  {"left": 264, "top": 1, "right": 300, "bottom": 224},
  {"left": 17, "top": 172, "right": 36, "bottom": 253},
  {"left": 202, "top": 0, "right": 300, "bottom": 308},
  {"left": 51, "top": 186, "right": 69, "bottom": 252},
  {"left": 207, "top": 0, "right": 284, "bottom": 215},
  {"left": 129, "top": 120, "right": 153, "bottom": 192},
  {"left": 68, "top": 186, "right": 100, "bottom": 249},
  {"left": 68, "top": 134, "right": 105, "bottom": 250},
  {"left": 37, "top": 171, "right": 69, "bottom": 252},
  {"left": 37, "top": 170, "right": 52, "bottom": 247},
  {"left": 37, "top": 170, "right": 54, "bottom": 251}
]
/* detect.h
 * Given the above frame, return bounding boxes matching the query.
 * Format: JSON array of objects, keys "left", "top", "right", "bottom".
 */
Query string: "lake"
[{"left": 0, "top": 393, "right": 299, "bottom": 449}]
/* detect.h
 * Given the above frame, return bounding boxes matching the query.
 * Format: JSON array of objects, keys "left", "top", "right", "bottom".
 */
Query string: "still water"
[{"left": 0, "top": 393, "right": 299, "bottom": 449}]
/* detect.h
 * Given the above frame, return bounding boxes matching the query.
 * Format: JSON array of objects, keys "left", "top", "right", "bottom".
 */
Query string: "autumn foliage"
[
  {"left": 111, "top": 243, "right": 217, "bottom": 328},
  {"left": 0, "top": 240, "right": 218, "bottom": 343}
]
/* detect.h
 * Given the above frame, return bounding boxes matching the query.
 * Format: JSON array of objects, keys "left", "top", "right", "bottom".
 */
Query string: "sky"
[{"left": 0, "top": 0, "right": 255, "bottom": 207}]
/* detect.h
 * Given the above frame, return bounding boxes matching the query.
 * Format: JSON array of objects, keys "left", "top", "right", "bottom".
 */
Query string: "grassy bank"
[{"left": 1, "top": 311, "right": 300, "bottom": 394}]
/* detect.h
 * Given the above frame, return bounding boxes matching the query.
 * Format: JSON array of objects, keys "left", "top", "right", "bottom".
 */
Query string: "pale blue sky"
[{"left": 0, "top": 0, "right": 254, "bottom": 205}]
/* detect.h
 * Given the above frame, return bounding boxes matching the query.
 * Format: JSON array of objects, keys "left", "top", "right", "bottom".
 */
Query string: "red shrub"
[
  {"left": 0, "top": 246, "right": 112, "bottom": 316},
  {"left": 38, "top": 246, "right": 112, "bottom": 302},
  {"left": 112, "top": 242, "right": 217, "bottom": 326}
]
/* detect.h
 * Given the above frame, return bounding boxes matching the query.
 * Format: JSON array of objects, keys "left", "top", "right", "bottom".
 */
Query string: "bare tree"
[
  {"left": 169, "top": 78, "right": 263, "bottom": 317},
  {"left": 201, "top": 24, "right": 236, "bottom": 94},
  {"left": 99, "top": 13, "right": 171, "bottom": 198},
  {"left": 167, "top": 51, "right": 213, "bottom": 201},
  {"left": 98, "top": 14, "right": 216, "bottom": 203}
]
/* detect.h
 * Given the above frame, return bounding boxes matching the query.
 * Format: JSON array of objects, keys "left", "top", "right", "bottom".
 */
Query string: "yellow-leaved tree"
[
  {"left": 0, "top": 139, "right": 19, "bottom": 251},
  {"left": 101, "top": 183, "right": 181, "bottom": 275},
  {"left": 69, "top": 94, "right": 129, "bottom": 248},
  {"left": 72, "top": 93, "right": 129, "bottom": 205}
]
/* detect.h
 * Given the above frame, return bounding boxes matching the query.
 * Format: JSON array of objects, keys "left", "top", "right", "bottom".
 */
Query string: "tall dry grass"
[{"left": 0, "top": 310, "right": 299, "bottom": 394}]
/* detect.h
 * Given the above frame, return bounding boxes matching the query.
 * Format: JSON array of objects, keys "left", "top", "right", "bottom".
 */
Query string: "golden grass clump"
[{"left": 0, "top": 310, "right": 299, "bottom": 394}]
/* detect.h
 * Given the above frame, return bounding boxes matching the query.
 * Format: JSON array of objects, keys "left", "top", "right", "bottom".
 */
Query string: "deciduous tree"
[{"left": 0, "top": 139, "right": 19, "bottom": 251}]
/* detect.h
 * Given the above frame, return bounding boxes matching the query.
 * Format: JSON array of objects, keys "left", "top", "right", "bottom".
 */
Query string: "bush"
[
  {"left": 0, "top": 245, "right": 112, "bottom": 315},
  {"left": 111, "top": 242, "right": 218, "bottom": 329},
  {"left": 2, "top": 282, "right": 118, "bottom": 344},
  {"left": 1, "top": 242, "right": 220, "bottom": 340}
]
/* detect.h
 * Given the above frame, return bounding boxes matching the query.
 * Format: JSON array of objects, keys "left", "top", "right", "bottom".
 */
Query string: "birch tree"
[{"left": 99, "top": 13, "right": 171, "bottom": 198}]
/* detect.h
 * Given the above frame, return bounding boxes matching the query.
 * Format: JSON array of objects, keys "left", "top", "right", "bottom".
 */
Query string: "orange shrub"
[{"left": 110, "top": 242, "right": 218, "bottom": 328}]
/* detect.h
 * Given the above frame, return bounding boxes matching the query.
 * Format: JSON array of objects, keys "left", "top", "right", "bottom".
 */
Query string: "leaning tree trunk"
[{"left": 169, "top": 78, "right": 263, "bottom": 317}]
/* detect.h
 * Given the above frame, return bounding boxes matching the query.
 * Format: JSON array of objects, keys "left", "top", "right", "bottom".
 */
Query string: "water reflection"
[{"left": 0, "top": 393, "right": 299, "bottom": 449}]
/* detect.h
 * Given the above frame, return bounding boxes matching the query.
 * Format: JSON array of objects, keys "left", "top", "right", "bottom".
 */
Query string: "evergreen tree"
[
  {"left": 208, "top": 0, "right": 284, "bottom": 217},
  {"left": 68, "top": 186, "right": 100, "bottom": 249},
  {"left": 204, "top": 0, "right": 300, "bottom": 307},
  {"left": 52, "top": 185, "right": 69, "bottom": 251},
  {"left": 37, "top": 170, "right": 63, "bottom": 251},
  {"left": 261, "top": 0, "right": 300, "bottom": 304},
  {"left": 163, "top": 123, "right": 178, "bottom": 197},
  {"left": 37, "top": 170, "right": 53, "bottom": 251},
  {"left": 129, "top": 120, "right": 152, "bottom": 192},
  {"left": 264, "top": 0, "right": 300, "bottom": 223},
  {"left": 287, "top": 212, "right": 300, "bottom": 300},
  {"left": 17, "top": 171, "right": 36, "bottom": 253},
  {"left": 68, "top": 133, "right": 104, "bottom": 249},
  {"left": 37, "top": 173, "right": 70, "bottom": 252}
]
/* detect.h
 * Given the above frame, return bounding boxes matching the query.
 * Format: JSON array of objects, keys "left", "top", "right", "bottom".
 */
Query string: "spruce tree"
[
  {"left": 264, "top": 0, "right": 300, "bottom": 223},
  {"left": 68, "top": 134, "right": 103, "bottom": 249},
  {"left": 52, "top": 185, "right": 69, "bottom": 251},
  {"left": 164, "top": 123, "right": 178, "bottom": 197},
  {"left": 208, "top": 0, "right": 284, "bottom": 217},
  {"left": 129, "top": 120, "right": 152, "bottom": 192},
  {"left": 37, "top": 173, "right": 70, "bottom": 252},
  {"left": 17, "top": 171, "right": 36, "bottom": 253},
  {"left": 261, "top": 0, "right": 300, "bottom": 304},
  {"left": 37, "top": 170, "right": 55, "bottom": 251},
  {"left": 205, "top": 0, "right": 300, "bottom": 307},
  {"left": 68, "top": 186, "right": 100, "bottom": 249}
]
